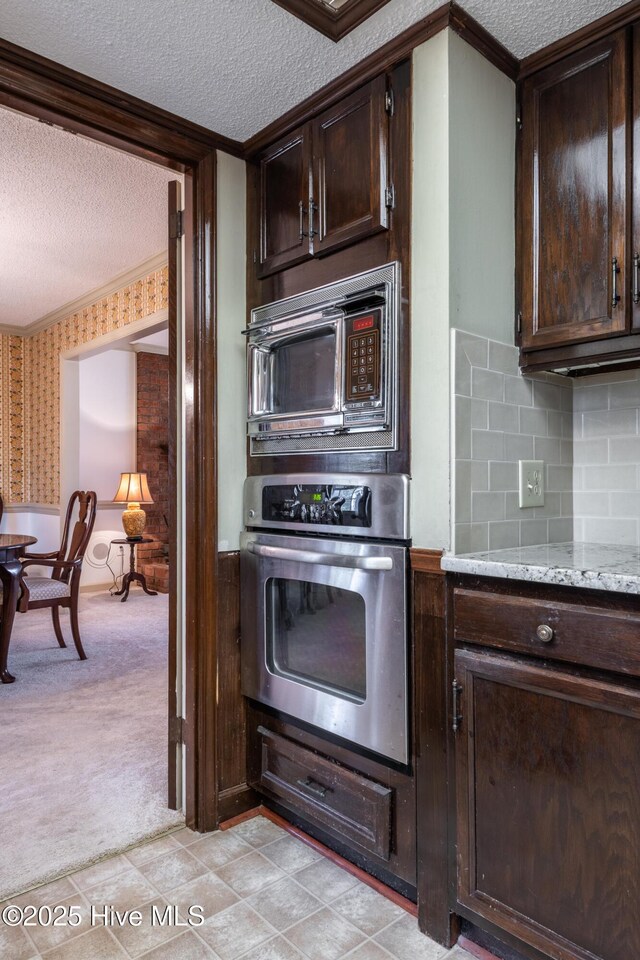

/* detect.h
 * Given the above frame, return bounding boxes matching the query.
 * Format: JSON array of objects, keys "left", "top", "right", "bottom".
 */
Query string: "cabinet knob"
[
  {"left": 248, "top": 509, "right": 256, "bottom": 520},
  {"left": 536, "top": 624, "right": 554, "bottom": 643}
]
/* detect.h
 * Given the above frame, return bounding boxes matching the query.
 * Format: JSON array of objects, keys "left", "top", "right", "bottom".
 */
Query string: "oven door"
[
  {"left": 241, "top": 531, "right": 408, "bottom": 764},
  {"left": 247, "top": 314, "right": 344, "bottom": 436}
]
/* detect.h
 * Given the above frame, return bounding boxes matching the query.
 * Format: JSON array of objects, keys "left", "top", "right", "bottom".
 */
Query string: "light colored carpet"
[{"left": 0, "top": 589, "right": 182, "bottom": 900}]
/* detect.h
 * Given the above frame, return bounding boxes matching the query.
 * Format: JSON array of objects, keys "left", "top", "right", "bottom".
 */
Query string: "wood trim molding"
[
  {"left": 519, "top": 0, "right": 640, "bottom": 78},
  {"left": 245, "top": 2, "right": 517, "bottom": 156},
  {"left": 246, "top": 4, "right": 448, "bottom": 155},
  {"left": 0, "top": 36, "right": 244, "bottom": 164},
  {"left": 449, "top": 2, "right": 518, "bottom": 80},
  {"left": 271, "top": 0, "right": 393, "bottom": 42},
  {"left": 410, "top": 548, "right": 445, "bottom": 575}
]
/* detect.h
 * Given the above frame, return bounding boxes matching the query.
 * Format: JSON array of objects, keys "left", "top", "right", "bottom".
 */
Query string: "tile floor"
[{"left": 0, "top": 815, "right": 475, "bottom": 960}]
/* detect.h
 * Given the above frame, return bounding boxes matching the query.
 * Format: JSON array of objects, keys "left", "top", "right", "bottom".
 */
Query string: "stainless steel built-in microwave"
[{"left": 244, "top": 262, "right": 399, "bottom": 457}]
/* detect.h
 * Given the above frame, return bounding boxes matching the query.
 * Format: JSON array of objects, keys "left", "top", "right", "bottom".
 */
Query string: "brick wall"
[{"left": 136, "top": 351, "right": 169, "bottom": 593}]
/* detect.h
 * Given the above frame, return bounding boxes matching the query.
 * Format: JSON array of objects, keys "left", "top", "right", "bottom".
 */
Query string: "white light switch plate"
[{"left": 519, "top": 460, "right": 545, "bottom": 508}]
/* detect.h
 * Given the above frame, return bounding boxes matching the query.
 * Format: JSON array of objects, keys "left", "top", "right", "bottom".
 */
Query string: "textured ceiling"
[
  {"left": 0, "top": 0, "right": 625, "bottom": 143},
  {"left": 0, "top": 0, "right": 625, "bottom": 326},
  {"left": 0, "top": 108, "right": 175, "bottom": 327}
]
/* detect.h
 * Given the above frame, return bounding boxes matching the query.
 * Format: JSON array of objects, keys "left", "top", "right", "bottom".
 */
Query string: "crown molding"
[
  {"left": 271, "top": 0, "right": 394, "bottom": 42},
  {"left": 449, "top": 2, "right": 518, "bottom": 80},
  {"left": 519, "top": 0, "right": 640, "bottom": 78},
  {"left": 245, "top": 2, "right": 517, "bottom": 156},
  {"left": 0, "top": 252, "right": 168, "bottom": 339},
  {"left": 246, "top": 3, "right": 449, "bottom": 155},
  {"left": 0, "top": 35, "right": 244, "bottom": 162}
]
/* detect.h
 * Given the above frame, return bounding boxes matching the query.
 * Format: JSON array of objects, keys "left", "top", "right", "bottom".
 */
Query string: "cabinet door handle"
[
  {"left": 536, "top": 624, "right": 554, "bottom": 643},
  {"left": 612, "top": 256, "right": 620, "bottom": 308},
  {"left": 296, "top": 776, "right": 329, "bottom": 799},
  {"left": 634, "top": 254, "right": 640, "bottom": 304},
  {"left": 452, "top": 679, "right": 463, "bottom": 733},
  {"left": 298, "top": 200, "right": 307, "bottom": 240},
  {"left": 308, "top": 200, "right": 318, "bottom": 238}
]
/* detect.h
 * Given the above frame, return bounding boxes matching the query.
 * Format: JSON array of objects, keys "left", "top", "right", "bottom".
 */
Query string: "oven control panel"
[
  {"left": 262, "top": 483, "right": 371, "bottom": 527},
  {"left": 345, "top": 311, "right": 381, "bottom": 402}
]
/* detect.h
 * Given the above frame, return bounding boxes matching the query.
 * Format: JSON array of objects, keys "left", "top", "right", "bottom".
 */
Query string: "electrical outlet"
[{"left": 519, "top": 460, "right": 545, "bottom": 508}]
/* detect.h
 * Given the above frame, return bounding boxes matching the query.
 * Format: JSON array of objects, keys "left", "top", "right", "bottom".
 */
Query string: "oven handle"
[{"left": 247, "top": 541, "right": 393, "bottom": 571}]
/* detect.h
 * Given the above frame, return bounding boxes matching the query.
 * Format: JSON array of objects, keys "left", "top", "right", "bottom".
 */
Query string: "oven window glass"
[
  {"left": 266, "top": 577, "right": 366, "bottom": 702},
  {"left": 272, "top": 328, "right": 336, "bottom": 414}
]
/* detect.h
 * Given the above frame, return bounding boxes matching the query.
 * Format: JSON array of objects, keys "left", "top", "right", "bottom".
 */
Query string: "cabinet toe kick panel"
[{"left": 254, "top": 726, "right": 392, "bottom": 861}]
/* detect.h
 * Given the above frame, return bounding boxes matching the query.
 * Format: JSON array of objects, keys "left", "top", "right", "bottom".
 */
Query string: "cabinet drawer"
[
  {"left": 453, "top": 587, "right": 640, "bottom": 678},
  {"left": 254, "top": 726, "right": 392, "bottom": 860}
]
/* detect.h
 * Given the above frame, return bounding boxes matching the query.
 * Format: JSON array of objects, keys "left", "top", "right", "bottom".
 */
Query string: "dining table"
[{"left": 0, "top": 534, "right": 37, "bottom": 683}]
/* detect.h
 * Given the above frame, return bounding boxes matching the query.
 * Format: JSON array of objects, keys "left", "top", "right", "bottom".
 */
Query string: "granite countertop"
[{"left": 441, "top": 542, "right": 640, "bottom": 595}]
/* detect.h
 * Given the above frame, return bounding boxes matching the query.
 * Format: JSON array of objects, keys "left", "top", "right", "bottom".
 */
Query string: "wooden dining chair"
[{"left": 18, "top": 490, "right": 97, "bottom": 660}]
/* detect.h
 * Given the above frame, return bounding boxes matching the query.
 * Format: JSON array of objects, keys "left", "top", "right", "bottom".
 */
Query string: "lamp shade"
[{"left": 112, "top": 472, "right": 154, "bottom": 504}]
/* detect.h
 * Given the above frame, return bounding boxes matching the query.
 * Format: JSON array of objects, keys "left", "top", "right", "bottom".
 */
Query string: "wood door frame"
[{"left": 0, "top": 36, "right": 242, "bottom": 831}]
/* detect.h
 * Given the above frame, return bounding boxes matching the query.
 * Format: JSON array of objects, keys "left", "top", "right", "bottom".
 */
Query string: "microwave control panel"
[{"left": 345, "top": 311, "right": 381, "bottom": 402}]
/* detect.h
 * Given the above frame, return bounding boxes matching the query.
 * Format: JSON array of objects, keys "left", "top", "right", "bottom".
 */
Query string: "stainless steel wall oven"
[
  {"left": 240, "top": 474, "right": 409, "bottom": 764},
  {"left": 244, "top": 262, "right": 399, "bottom": 457}
]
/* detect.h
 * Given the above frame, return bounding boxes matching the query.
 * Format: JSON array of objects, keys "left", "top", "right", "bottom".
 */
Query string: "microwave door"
[{"left": 248, "top": 319, "right": 344, "bottom": 433}]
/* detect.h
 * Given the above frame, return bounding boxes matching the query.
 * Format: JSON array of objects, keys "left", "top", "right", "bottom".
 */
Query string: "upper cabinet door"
[
  {"left": 632, "top": 24, "right": 640, "bottom": 331},
  {"left": 258, "top": 126, "right": 313, "bottom": 278},
  {"left": 519, "top": 31, "right": 628, "bottom": 350},
  {"left": 312, "top": 75, "right": 389, "bottom": 257}
]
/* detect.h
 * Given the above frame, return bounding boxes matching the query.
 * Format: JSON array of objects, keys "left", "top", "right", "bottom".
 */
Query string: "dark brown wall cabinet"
[
  {"left": 518, "top": 25, "right": 640, "bottom": 371},
  {"left": 450, "top": 578, "right": 640, "bottom": 960},
  {"left": 258, "top": 75, "right": 391, "bottom": 277}
]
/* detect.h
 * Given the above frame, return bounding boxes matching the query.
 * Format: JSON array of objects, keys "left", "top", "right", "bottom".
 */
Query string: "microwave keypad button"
[{"left": 347, "top": 326, "right": 380, "bottom": 400}]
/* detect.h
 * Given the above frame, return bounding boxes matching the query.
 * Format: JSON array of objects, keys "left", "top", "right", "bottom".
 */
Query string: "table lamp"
[{"left": 112, "top": 472, "right": 154, "bottom": 539}]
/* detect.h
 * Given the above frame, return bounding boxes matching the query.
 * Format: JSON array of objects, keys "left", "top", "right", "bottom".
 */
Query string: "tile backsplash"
[
  {"left": 452, "top": 331, "right": 640, "bottom": 551},
  {"left": 452, "top": 330, "right": 573, "bottom": 553},
  {"left": 573, "top": 370, "right": 640, "bottom": 545}
]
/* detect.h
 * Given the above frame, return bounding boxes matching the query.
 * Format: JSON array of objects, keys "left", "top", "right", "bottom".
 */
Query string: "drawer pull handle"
[
  {"left": 536, "top": 624, "right": 554, "bottom": 643},
  {"left": 296, "top": 776, "right": 329, "bottom": 799}
]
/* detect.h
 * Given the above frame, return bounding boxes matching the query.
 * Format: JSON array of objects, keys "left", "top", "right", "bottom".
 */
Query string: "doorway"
[
  {"left": 0, "top": 36, "right": 224, "bottom": 837},
  {"left": 0, "top": 102, "right": 187, "bottom": 898}
]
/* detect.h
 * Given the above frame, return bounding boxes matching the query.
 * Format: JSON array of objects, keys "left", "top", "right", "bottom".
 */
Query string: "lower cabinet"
[
  {"left": 451, "top": 581, "right": 640, "bottom": 960},
  {"left": 247, "top": 706, "right": 417, "bottom": 894}
]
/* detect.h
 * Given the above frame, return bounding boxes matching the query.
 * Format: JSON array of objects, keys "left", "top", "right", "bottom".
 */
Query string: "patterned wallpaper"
[
  {"left": 0, "top": 336, "right": 25, "bottom": 503},
  {"left": 0, "top": 267, "right": 168, "bottom": 506}
]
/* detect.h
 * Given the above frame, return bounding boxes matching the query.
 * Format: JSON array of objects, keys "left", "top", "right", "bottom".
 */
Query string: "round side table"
[{"left": 111, "top": 537, "right": 158, "bottom": 602}]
